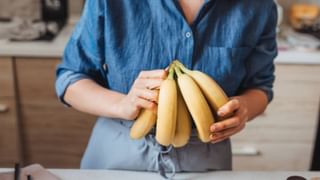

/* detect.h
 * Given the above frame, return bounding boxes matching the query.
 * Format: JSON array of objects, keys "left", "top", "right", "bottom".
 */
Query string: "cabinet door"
[
  {"left": 232, "top": 64, "right": 320, "bottom": 170},
  {"left": 15, "top": 58, "right": 96, "bottom": 168},
  {"left": 0, "top": 58, "right": 15, "bottom": 97},
  {"left": 0, "top": 58, "right": 20, "bottom": 167}
]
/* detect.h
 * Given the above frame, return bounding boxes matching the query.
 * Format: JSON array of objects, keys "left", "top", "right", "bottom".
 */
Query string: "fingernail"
[
  {"left": 218, "top": 110, "right": 225, "bottom": 117},
  {"left": 151, "top": 102, "right": 157, "bottom": 108},
  {"left": 211, "top": 125, "right": 216, "bottom": 132}
]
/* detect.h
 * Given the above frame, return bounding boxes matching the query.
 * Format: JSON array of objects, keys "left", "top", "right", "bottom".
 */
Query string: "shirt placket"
[
  {"left": 175, "top": 0, "right": 215, "bottom": 69},
  {"left": 181, "top": 27, "right": 194, "bottom": 68}
]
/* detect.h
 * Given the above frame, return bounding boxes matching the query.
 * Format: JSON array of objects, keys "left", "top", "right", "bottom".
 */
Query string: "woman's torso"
[{"left": 78, "top": 0, "right": 276, "bottom": 173}]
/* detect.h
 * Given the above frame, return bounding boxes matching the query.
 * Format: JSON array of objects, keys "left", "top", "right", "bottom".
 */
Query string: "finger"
[
  {"left": 237, "top": 107, "right": 249, "bottom": 122},
  {"left": 210, "top": 115, "right": 241, "bottom": 132},
  {"left": 135, "top": 97, "right": 157, "bottom": 110},
  {"left": 217, "top": 98, "right": 240, "bottom": 117},
  {"left": 134, "top": 78, "right": 163, "bottom": 90},
  {"left": 135, "top": 88, "right": 159, "bottom": 102},
  {"left": 211, "top": 123, "right": 246, "bottom": 143},
  {"left": 210, "top": 137, "right": 228, "bottom": 144},
  {"left": 211, "top": 123, "right": 245, "bottom": 140},
  {"left": 211, "top": 130, "right": 244, "bottom": 144},
  {"left": 138, "top": 70, "right": 167, "bottom": 79}
]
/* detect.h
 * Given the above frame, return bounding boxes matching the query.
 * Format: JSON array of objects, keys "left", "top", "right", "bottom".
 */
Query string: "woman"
[{"left": 55, "top": 0, "right": 277, "bottom": 178}]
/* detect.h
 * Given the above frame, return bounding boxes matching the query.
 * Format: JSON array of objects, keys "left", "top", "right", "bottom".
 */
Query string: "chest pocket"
[{"left": 199, "top": 46, "right": 253, "bottom": 97}]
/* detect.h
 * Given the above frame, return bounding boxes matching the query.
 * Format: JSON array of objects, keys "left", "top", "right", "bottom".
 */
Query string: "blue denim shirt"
[
  {"left": 55, "top": 0, "right": 277, "bottom": 174},
  {"left": 56, "top": 0, "right": 277, "bottom": 103}
]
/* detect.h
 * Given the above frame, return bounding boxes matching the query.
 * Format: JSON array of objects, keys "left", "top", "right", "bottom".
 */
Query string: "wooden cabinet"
[
  {"left": 232, "top": 64, "right": 320, "bottom": 170},
  {"left": 0, "top": 57, "right": 96, "bottom": 168},
  {"left": 14, "top": 58, "right": 96, "bottom": 168},
  {"left": 0, "top": 58, "right": 20, "bottom": 167}
]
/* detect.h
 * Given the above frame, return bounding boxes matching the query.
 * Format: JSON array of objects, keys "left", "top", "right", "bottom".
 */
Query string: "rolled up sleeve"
[
  {"left": 55, "top": 0, "right": 106, "bottom": 105},
  {"left": 240, "top": 3, "right": 278, "bottom": 102}
]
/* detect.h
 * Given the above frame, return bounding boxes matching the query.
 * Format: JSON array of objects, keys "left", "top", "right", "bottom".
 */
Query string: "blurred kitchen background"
[{"left": 0, "top": 0, "right": 319, "bottom": 171}]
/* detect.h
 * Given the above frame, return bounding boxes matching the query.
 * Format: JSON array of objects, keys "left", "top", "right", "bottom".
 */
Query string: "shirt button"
[
  {"left": 185, "top": 32, "right": 192, "bottom": 38},
  {"left": 103, "top": 64, "right": 108, "bottom": 71}
]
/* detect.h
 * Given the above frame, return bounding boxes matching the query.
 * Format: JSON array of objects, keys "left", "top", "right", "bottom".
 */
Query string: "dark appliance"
[
  {"left": 41, "top": 0, "right": 68, "bottom": 24},
  {"left": 39, "top": 0, "right": 68, "bottom": 40},
  {"left": 311, "top": 99, "right": 320, "bottom": 170},
  {"left": 9, "top": 0, "right": 69, "bottom": 41}
]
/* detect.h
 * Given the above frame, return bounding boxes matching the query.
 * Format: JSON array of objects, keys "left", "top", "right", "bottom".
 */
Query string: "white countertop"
[
  {"left": 1, "top": 169, "right": 320, "bottom": 180},
  {"left": 275, "top": 50, "right": 320, "bottom": 65}
]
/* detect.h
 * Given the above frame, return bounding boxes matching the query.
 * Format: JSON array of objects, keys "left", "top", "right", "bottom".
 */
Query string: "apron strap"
[{"left": 157, "top": 145, "right": 176, "bottom": 179}]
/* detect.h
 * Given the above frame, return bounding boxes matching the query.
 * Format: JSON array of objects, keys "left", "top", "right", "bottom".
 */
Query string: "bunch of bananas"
[{"left": 130, "top": 60, "right": 229, "bottom": 147}]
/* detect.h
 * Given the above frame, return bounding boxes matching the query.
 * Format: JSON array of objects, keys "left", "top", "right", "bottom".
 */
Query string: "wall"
[
  {"left": 0, "top": 0, "right": 40, "bottom": 20},
  {"left": 69, "top": 0, "right": 84, "bottom": 18}
]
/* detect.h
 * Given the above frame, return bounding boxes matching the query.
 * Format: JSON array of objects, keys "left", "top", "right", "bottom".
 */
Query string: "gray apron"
[{"left": 81, "top": 117, "right": 232, "bottom": 178}]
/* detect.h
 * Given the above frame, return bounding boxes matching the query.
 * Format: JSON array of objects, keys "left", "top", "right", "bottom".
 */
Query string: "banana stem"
[
  {"left": 174, "top": 66, "right": 183, "bottom": 77},
  {"left": 173, "top": 60, "right": 191, "bottom": 74},
  {"left": 168, "top": 63, "right": 175, "bottom": 80}
]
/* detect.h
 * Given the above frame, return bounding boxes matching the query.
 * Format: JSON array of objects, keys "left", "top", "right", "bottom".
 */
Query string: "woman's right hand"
[{"left": 116, "top": 69, "right": 167, "bottom": 120}]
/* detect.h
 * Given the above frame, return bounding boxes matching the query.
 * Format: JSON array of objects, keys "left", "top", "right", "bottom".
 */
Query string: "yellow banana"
[
  {"left": 130, "top": 109, "right": 157, "bottom": 139},
  {"left": 175, "top": 66, "right": 214, "bottom": 143},
  {"left": 172, "top": 88, "right": 191, "bottom": 147},
  {"left": 155, "top": 66, "right": 177, "bottom": 146},
  {"left": 174, "top": 60, "right": 229, "bottom": 113}
]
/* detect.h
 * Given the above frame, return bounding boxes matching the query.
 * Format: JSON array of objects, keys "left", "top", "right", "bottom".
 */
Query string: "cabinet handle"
[
  {"left": 233, "top": 146, "right": 261, "bottom": 156},
  {"left": 0, "top": 104, "right": 9, "bottom": 113}
]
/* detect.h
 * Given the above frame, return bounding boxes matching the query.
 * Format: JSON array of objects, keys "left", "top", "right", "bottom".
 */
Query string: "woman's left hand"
[{"left": 209, "top": 96, "right": 249, "bottom": 144}]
